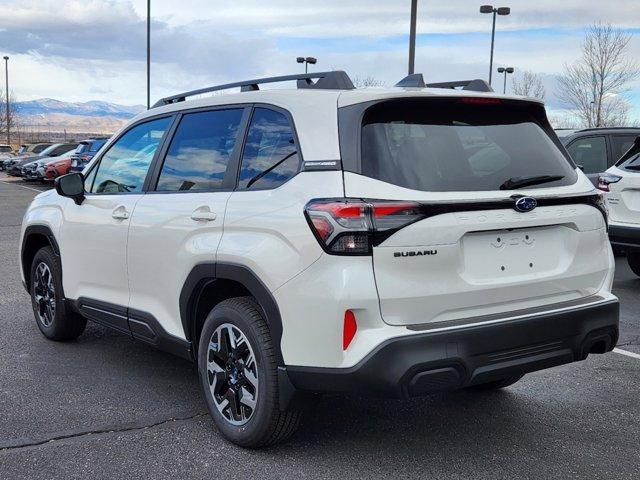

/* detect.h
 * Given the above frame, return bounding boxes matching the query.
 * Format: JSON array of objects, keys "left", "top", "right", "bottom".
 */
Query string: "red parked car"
[{"left": 43, "top": 155, "right": 74, "bottom": 181}]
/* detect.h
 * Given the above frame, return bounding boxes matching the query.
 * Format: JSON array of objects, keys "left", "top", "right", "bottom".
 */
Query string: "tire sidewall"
[
  {"left": 30, "top": 247, "right": 66, "bottom": 338},
  {"left": 197, "top": 300, "right": 275, "bottom": 446}
]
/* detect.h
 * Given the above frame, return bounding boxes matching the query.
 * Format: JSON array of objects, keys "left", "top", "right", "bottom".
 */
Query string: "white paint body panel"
[
  {"left": 604, "top": 165, "right": 640, "bottom": 226},
  {"left": 126, "top": 192, "right": 232, "bottom": 338},
  {"left": 59, "top": 194, "right": 143, "bottom": 307}
]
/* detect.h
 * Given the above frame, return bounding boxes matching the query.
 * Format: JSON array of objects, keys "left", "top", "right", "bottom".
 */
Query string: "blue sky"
[{"left": 0, "top": 0, "right": 638, "bottom": 123}]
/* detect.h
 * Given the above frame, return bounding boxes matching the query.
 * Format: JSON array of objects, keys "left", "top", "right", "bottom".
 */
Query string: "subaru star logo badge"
[{"left": 514, "top": 196, "right": 537, "bottom": 213}]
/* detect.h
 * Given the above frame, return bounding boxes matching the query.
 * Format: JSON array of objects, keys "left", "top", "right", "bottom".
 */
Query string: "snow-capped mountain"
[{"left": 16, "top": 98, "right": 145, "bottom": 119}]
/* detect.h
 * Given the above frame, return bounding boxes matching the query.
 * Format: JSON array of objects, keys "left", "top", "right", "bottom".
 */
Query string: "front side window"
[
  {"left": 238, "top": 108, "right": 300, "bottom": 190},
  {"left": 360, "top": 99, "right": 577, "bottom": 192},
  {"left": 90, "top": 117, "right": 171, "bottom": 194},
  {"left": 156, "top": 109, "right": 243, "bottom": 192},
  {"left": 566, "top": 136, "right": 607, "bottom": 174}
]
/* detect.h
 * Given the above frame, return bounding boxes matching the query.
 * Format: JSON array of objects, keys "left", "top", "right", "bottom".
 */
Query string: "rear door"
[
  {"left": 127, "top": 106, "right": 248, "bottom": 340},
  {"left": 340, "top": 97, "right": 610, "bottom": 327}
]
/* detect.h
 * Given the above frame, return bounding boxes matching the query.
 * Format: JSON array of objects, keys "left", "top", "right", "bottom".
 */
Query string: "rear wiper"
[
  {"left": 246, "top": 151, "right": 297, "bottom": 189},
  {"left": 499, "top": 175, "right": 564, "bottom": 190}
]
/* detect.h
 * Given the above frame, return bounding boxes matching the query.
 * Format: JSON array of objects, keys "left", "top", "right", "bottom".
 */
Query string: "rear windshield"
[
  {"left": 89, "top": 139, "right": 107, "bottom": 152},
  {"left": 32, "top": 144, "right": 50, "bottom": 154},
  {"left": 361, "top": 99, "right": 577, "bottom": 192}
]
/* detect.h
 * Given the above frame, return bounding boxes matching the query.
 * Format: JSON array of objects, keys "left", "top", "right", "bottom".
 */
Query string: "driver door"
[{"left": 58, "top": 116, "right": 173, "bottom": 329}]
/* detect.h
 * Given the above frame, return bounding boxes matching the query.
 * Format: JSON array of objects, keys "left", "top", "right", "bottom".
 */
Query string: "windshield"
[
  {"left": 39, "top": 144, "right": 61, "bottom": 156},
  {"left": 0, "top": 146, "right": 11, "bottom": 153},
  {"left": 360, "top": 99, "right": 577, "bottom": 192}
]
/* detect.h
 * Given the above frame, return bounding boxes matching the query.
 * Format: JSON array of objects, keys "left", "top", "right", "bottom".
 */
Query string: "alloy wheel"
[
  {"left": 207, "top": 323, "right": 259, "bottom": 425},
  {"left": 33, "top": 262, "right": 56, "bottom": 327}
]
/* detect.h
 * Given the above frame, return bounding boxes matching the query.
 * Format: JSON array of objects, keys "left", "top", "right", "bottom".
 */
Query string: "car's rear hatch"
[{"left": 339, "top": 95, "right": 610, "bottom": 327}]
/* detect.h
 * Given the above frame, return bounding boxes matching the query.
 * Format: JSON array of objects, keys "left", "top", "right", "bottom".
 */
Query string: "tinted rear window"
[
  {"left": 89, "top": 140, "right": 107, "bottom": 152},
  {"left": 32, "top": 144, "right": 50, "bottom": 154},
  {"left": 360, "top": 99, "right": 576, "bottom": 192}
]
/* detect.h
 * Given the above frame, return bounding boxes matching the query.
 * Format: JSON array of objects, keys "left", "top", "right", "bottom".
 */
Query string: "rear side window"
[
  {"left": 237, "top": 108, "right": 300, "bottom": 190},
  {"left": 90, "top": 117, "right": 170, "bottom": 194},
  {"left": 360, "top": 99, "right": 576, "bottom": 192},
  {"left": 89, "top": 139, "right": 107, "bottom": 153},
  {"left": 156, "top": 109, "right": 243, "bottom": 192},
  {"left": 566, "top": 136, "right": 607, "bottom": 174}
]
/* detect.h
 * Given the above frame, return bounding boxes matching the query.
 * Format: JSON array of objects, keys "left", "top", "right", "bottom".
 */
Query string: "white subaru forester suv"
[{"left": 20, "top": 71, "right": 619, "bottom": 447}]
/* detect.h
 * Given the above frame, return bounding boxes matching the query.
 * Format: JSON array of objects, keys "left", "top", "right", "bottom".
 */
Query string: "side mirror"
[{"left": 55, "top": 172, "right": 85, "bottom": 205}]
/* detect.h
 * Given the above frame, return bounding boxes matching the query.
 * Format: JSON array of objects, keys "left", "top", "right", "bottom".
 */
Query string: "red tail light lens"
[
  {"left": 305, "top": 199, "right": 423, "bottom": 255},
  {"left": 458, "top": 97, "right": 502, "bottom": 105},
  {"left": 597, "top": 173, "right": 621, "bottom": 192}
]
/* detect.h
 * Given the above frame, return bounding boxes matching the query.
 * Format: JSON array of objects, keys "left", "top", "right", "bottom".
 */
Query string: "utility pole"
[
  {"left": 3, "top": 56, "right": 9, "bottom": 147},
  {"left": 408, "top": 0, "right": 418, "bottom": 74},
  {"left": 480, "top": 6, "right": 511, "bottom": 85},
  {"left": 146, "top": 0, "right": 151, "bottom": 109}
]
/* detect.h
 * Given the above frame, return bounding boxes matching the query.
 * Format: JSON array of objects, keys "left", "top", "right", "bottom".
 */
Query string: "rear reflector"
[{"left": 343, "top": 310, "right": 357, "bottom": 350}]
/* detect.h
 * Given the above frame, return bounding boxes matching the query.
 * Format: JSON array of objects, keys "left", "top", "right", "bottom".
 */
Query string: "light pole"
[
  {"left": 3, "top": 56, "right": 9, "bottom": 147},
  {"left": 408, "top": 0, "right": 418, "bottom": 74},
  {"left": 497, "top": 66, "right": 514, "bottom": 94},
  {"left": 146, "top": 0, "right": 150, "bottom": 109},
  {"left": 480, "top": 5, "right": 510, "bottom": 85},
  {"left": 296, "top": 57, "right": 317, "bottom": 74}
]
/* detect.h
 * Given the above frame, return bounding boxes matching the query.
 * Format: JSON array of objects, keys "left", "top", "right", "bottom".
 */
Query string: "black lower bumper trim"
[
  {"left": 609, "top": 225, "right": 640, "bottom": 250},
  {"left": 286, "top": 300, "right": 619, "bottom": 398}
]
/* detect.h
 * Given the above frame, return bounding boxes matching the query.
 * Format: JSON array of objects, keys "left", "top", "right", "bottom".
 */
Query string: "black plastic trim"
[
  {"left": 179, "top": 262, "right": 285, "bottom": 364},
  {"left": 286, "top": 299, "right": 619, "bottom": 398},
  {"left": 75, "top": 298, "right": 192, "bottom": 360},
  {"left": 21, "top": 225, "right": 60, "bottom": 292},
  {"left": 609, "top": 224, "right": 640, "bottom": 250}
]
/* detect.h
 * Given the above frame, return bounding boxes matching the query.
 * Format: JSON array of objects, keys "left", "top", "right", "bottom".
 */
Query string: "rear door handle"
[
  {"left": 191, "top": 207, "right": 217, "bottom": 222},
  {"left": 112, "top": 206, "right": 130, "bottom": 220}
]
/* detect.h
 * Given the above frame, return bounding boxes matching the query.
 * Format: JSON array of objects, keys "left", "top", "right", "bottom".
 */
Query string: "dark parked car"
[
  {"left": 68, "top": 137, "right": 110, "bottom": 173},
  {"left": 6, "top": 143, "right": 78, "bottom": 176},
  {"left": 557, "top": 127, "right": 640, "bottom": 185}
]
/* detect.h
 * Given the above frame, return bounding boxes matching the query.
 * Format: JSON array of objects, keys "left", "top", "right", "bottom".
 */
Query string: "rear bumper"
[
  {"left": 609, "top": 224, "right": 640, "bottom": 250},
  {"left": 285, "top": 299, "right": 619, "bottom": 398}
]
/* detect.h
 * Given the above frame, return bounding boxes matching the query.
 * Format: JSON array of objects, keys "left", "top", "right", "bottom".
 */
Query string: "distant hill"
[{"left": 15, "top": 98, "right": 146, "bottom": 135}]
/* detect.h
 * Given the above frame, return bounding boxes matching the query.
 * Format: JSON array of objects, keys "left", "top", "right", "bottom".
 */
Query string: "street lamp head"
[
  {"left": 479, "top": 5, "right": 494, "bottom": 13},
  {"left": 3, "top": 56, "right": 8, "bottom": 61},
  {"left": 506, "top": 67, "right": 514, "bottom": 73},
  {"left": 305, "top": 57, "right": 317, "bottom": 65},
  {"left": 497, "top": 67, "right": 505, "bottom": 73},
  {"left": 296, "top": 57, "right": 305, "bottom": 64},
  {"left": 496, "top": 7, "right": 510, "bottom": 15}
]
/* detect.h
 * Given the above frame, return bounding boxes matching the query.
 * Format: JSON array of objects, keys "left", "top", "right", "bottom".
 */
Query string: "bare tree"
[
  {"left": 0, "top": 89, "right": 19, "bottom": 144},
  {"left": 511, "top": 70, "right": 545, "bottom": 100},
  {"left": 352, "top": 76, "right": 386, "bottom": 88},
  {"left": 556, "top": 22, "right": 638, "bottom": 128}
]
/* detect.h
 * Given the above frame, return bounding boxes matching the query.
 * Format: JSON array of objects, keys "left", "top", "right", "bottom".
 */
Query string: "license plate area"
[{"left": 462, "top": 226, "right": 565, "bottom": 281}]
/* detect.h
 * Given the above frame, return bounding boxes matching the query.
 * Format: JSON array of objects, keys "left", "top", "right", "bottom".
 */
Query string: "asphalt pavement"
[{"left": 1, "top": 174, "right": 639, "bottom": 479}]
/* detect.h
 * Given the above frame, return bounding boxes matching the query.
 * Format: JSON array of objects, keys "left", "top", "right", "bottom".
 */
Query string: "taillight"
[
  {"left": 597, "top": 173, "right": 621, "bottom": 192},
  {"left": 458, "top": 97, "right": 502, "bottom": 105},
  {"left": 305, "top": 198, "right": 423, "bottom": 255}
]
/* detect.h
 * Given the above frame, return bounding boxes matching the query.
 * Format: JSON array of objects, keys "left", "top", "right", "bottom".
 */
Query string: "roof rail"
[
  {"left": 395, "top": 73, "right": 426, "bottom": 88},
  {"left": 152, "top": 71, "right": 355, "bottom": 108},
  {"left": 577, "top": 126, "right": 640, "bottom": 132}
]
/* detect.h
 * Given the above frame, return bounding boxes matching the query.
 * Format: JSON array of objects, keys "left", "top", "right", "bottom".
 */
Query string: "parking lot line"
[
  {"left": 613, "top": 348, "right": 640, "bottom": 360},
  {"left": 0, "top": 179, "right": 45, "bottom": 193}
]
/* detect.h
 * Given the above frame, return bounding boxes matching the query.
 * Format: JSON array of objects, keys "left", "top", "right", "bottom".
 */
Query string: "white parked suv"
[
  {"left": 20, "top": 71, "right": 619, "bottom": 447},
  {"left": 598, "top": 136, "right": 640, "bottom": 275}
]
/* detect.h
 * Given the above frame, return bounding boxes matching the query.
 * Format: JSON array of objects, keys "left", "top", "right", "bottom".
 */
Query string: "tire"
[
  {"left": 627, "top": 251, "right": 640, "bottom": 277},
  {"left": 466, "top": 375, "right": 524, "bottom": 391},
  {"left": 30, "top": 246, "right": 87, "bottom": 341},
  {"left": 198, "top": 297, "right": 301, "bottom": 448}
]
